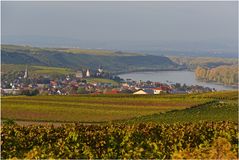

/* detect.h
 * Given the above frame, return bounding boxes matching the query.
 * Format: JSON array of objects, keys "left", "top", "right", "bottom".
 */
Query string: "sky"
[{"left": 1, "top": 1, "right": 238, "bottom": 55}]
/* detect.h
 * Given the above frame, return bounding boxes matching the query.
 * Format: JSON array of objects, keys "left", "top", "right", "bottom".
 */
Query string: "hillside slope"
[{"left": 2, "top": 44, "right": 183, "bottom": 73}]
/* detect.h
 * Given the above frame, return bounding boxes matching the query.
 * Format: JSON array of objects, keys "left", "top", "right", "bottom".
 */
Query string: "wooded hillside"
[
  {"left": 169, "top": 56, "right": 237, "bottom": 70},
  {"left": 195, "top": 65, "right": 238, "bottom": 85},
  {"left": 1, "top": 44, "right": 182, "bottom": 73}
]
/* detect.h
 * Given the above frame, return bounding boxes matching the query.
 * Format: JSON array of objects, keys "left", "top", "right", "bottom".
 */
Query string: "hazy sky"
[{"left": 1, "top": 1, "right": 238, "bottom": 53}]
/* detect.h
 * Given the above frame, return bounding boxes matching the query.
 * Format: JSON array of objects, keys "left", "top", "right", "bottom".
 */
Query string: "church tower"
[
  {"left": 24, "top": 65, "right": 28, "bottom": 79},
  {"left": 86, "top": 69, "right": 90, "bottom": 77},
  {"left": 98, "top": 66, "right": 103, "bottom": 73}
]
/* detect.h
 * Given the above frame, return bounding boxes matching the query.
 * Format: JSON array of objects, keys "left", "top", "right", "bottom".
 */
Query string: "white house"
[
  {"left": 153, "top": 88, "right": 162, "bottom": 94},
  {"left": 2, "top": 89, "right": 21, "bottom": 95},
  {"left": 76, "top": 70, "right": 83, "bottom": 78}
]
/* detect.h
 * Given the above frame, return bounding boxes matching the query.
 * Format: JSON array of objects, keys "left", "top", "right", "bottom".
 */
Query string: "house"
[
  {"left": 170, "top": 89, "right": 187, "bottom": 94},
  {"left": 122, "top": 83, "right": 129, "bottom": 87},
  {"left": 50, "top": 81, "right": 57, "bottom": 86},
  {"left": 56, "top": 90, "right": 62, "bottom": 95},
  {"left": 76, "top": 70, "right": 83, "bottom": 78},
  {"left": 37, "top": 84, "right": 45, "bottom": 88},
  {"left": 143, "top": 89, "right": 154, "bottom": 94},
  {"left": 2, "top": 89, "right": 21, "bottom": 95},
  {"left": 103, "top": 88, "right": 120, "bottom": 94},
  {"left": 153, "top": 88, "right": 162, "bottom": 94},
  {"left": 104, "top": 90, "right": 120, "bottom": 94},
  {"left": 160, "top": 86, "right": 171, "bottom": 92},
  {"left": 133, "top": 90, "right": 148, "bottom": 95}
]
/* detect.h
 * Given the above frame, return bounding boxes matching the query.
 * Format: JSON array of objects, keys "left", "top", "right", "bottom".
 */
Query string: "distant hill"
[
  {"left": 1, "top": 44, "right": 183, "bottom": 73},
  {"left": 168, "top": 56, "right": 237, "bottom": 71},
  {"left": 1, "top": 44, "right": 142, "bottom": 56}
]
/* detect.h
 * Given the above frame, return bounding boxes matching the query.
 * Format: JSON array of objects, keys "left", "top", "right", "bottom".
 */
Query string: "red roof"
[
  {"left": 104, "top": 90, "right": 120, "bottom": 94},
  {"left": 153, "top": 88, "right": 162, "bottom": 90},
  {"left": 161, "top": 86, "right": 171, "bottom": 91},
  {"left": 50, "top": 81, "right": 57, "bottom": 85}
]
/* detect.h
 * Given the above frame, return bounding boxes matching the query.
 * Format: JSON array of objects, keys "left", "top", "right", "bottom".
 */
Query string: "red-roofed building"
[
  {"left": 104, "top": 89, "right": 120, "bottom": 94},
  {"left": 153, "top": 88, "right": 162, "bottom": 94}
]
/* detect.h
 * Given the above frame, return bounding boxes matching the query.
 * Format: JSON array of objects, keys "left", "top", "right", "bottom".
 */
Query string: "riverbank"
[{"left": 195, "top": 78, "right": 238, "bottom": 89}]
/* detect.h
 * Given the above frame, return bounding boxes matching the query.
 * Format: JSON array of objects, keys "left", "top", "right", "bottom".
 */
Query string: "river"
[{"left": 118, "top": 71, "right": 237, "bottom": 91}]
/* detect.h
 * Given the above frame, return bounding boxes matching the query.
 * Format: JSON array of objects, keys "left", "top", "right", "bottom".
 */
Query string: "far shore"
[
  {"left": 115, "top": 68, "right": 188, "bottom": 75},
  {"left": 117, "top": 69, "right": 238, "bottom": 88}
]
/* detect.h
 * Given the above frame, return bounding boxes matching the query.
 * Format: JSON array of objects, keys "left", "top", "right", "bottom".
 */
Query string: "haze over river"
[{"left": 119, "top": 71, "right": 236, "bottom": 91}]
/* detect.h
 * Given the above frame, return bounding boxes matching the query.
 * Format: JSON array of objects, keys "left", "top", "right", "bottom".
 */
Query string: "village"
[{"left": 1, "top": 66, "right": 215, "bottom": 96}]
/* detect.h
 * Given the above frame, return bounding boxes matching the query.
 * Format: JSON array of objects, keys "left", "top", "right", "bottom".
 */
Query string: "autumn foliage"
[{"left": 1, "top": 121, "right": 238, "bottom": 159}]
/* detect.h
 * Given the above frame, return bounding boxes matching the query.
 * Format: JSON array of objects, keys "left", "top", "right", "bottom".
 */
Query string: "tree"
[
  {"left": 21, "top": 89, "right": 39, "bottom": 96},
  {"left": 77, "top": 87, "right": 88, "bottom": 94}
]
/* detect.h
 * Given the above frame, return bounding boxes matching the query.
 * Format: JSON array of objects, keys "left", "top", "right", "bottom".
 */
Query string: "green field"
[{"left": 2, "top": 91, "right": 237, "bottom": 123}]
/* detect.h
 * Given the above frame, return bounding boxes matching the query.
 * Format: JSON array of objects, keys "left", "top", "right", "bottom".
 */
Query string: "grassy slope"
[
  {"left": 1, "top": 64, "right": 74, "bottom": 76},
  {"left": 2, "top": 91, "right": 237, "bottom": 123}
]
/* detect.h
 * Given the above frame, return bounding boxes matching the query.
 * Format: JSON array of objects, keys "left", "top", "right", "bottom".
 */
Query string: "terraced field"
[{"left": 2, "top": 94, "right": 211, "bottom": 123}]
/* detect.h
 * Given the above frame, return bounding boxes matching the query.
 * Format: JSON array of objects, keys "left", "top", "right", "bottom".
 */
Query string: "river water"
[{"left": 119, "top": 71, "right": 237, "bottom": 91}]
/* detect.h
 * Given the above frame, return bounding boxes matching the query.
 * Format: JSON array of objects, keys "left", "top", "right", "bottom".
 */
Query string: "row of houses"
[
  {"left": 1, "top": 68, "right": 214, "bottom": 96},
  {"left": 133, "top": 87, "right": 167, "bottom": 94}
]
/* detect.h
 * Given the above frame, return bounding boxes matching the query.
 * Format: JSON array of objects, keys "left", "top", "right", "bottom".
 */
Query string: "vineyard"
[
  {"left": 124, "top": 98, "right": 238, "bottom": 124},
  {"left": 2, "top": 94, "right": 212, "bottom": 123},
  {"left": 1, "top": 91, "right": 238, "bottom": 159},
  {"left": 1, "top": 121, "right": 238, "bottom": 159}
]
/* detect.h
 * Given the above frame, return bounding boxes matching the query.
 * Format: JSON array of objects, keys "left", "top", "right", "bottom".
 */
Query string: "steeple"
[
  {"left": 86, "top": 69, "right": 90, "bottom": 77},
  {"left": 24, "top": 65, "right": 28, "bottom": 79}
]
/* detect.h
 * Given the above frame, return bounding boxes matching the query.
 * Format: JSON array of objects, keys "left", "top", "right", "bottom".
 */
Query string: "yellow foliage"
[{"left": 172, "top": 137, "right": 238, "bottom": 159}]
